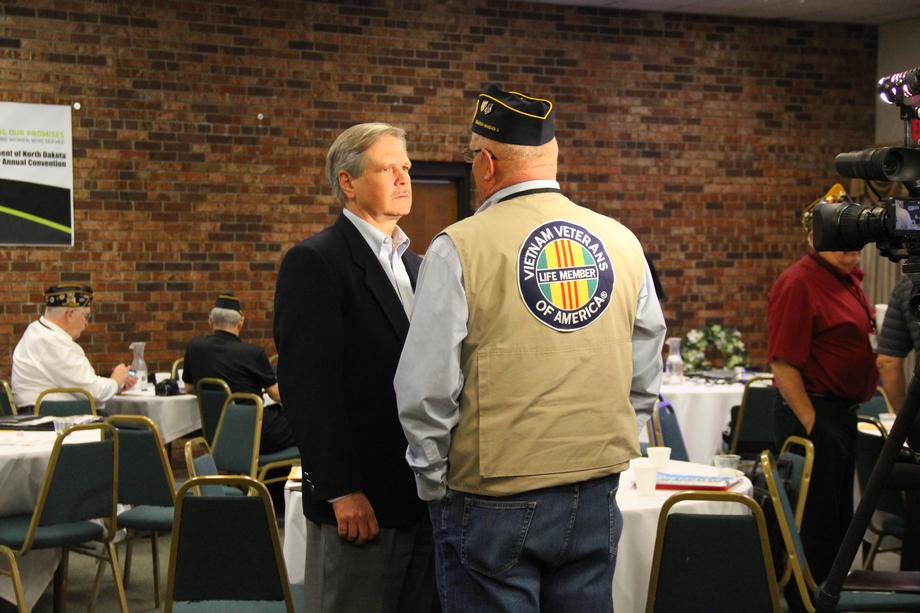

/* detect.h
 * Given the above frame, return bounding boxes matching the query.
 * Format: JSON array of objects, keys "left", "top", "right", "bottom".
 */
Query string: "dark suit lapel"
[{"left": 334, "top": 213, "right": 410, "bottom": 341}]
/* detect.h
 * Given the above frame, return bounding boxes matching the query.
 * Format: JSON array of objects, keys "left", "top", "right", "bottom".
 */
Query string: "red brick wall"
[{"left": 0, "top": 0, "right": 877, "bottom": 376}]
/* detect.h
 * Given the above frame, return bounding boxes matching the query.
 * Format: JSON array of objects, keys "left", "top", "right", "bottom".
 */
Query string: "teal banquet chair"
[
  {"left": 761, "top": 450, "right": 920, "bottom": 611},
  {"left": 165, "top": 476, "right": 296, "bottom": 612},
  {"left": 775, "top": 435, "right": 815, "bottom": 588},
  {"left": 195, "top": 378, "right": 232, "bottom": 446},
  {"left": 727, "top": 375, "right": 777, "bottom": 459},
  {"left": 107, "top": 414, "right": 177, "bottom": 608},
  {"left": 645, "top": 491, "right": 782, "bottom": 612},
  {"left": 211, "top": 392, "right": 300, "bottom": 488},
  {"left": 0, "top": 380, "right": 15, "bottom": 416},
  {"left": 652, "top": 396, "right": 690, "bottom": 462},
  {"left": 858, "top": 386, "right": 895, "bottom": 418},
  {"left": 0, "top": 422, "right": 127, "bottom": 612},
  {"left": 34, "top": 386, "right": 97, "bottom": 417},
  {"left": 184, "top": 436, "right": 246, "bottom": 497}
]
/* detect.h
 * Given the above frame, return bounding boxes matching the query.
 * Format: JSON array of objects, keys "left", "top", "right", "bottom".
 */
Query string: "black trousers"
[
  {"left": 775, "top": 395, "right": 857, "bottom": 612},
  {"left": 261, "top": 403, "right": 296, "bottom": 453}
]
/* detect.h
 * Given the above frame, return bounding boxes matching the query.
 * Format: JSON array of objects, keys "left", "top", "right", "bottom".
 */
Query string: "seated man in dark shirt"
[{"left": 182, "top": 293, "right": 295, "bottom": 455}]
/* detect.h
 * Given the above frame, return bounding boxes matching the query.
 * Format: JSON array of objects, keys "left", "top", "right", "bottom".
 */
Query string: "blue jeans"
[{"left": 428, "top": 474, "right": 621, "bottom": 613}]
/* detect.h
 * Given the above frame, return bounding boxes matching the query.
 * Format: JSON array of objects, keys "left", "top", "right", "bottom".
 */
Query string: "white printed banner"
[{"left": 0, "top": 102, "right": 74, "bottom": 246}]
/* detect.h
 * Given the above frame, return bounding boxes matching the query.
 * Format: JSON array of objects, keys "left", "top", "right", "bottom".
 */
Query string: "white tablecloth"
[
  {"left": 106, "top": 388, "right": 200, "bottom": 443},
  {"left": 0, "top": 429, "right": 99, "bottom": 610},
  {"left": 659, "top": 381, "right": 746, "bottom": 463},
  {"left": 281, "top": 460, "right": 751, "bottom": 613}
]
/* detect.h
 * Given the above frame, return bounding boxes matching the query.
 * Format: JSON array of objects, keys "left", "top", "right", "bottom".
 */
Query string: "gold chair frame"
[
  {"left": 0, "top": 422, "right": 126, "bottom": 612},
  {"left": 164, "top": 476, "right": 295, "bottom": 613},
  {"left": 212, "top": 392, "right": 264, "bottom": 479},
  {"left": 194, "top": 377, "right": 232, "bottom": 444},
  {"left": 184, "top": 436, "right": 218, "bottom": 496},
  {"left": 876, "top": 385, "right": 896, "bottom": 414},
  {"left": 728, "top": 375, "right": 774, "bottom": 455},
  {"left": 106, "top": 414, "right": 177, "bottom": 607},
  {"left": 778, "top": 435, "right": 815, "bottom": 530},
  {"left": 170, "top": 358, "right": 184, "bottom": 381},
  {"left": 34, "top": 386, "right": 97, "bottom": 416},
  {"left": 776, "top": 435, "right": 815, "bottom": 587},
  {"left": 645, "top": 490, "right": 782, "bottom": 613},
  {"left": 0, "top": 380, "right": 15, "bottom": 415}
]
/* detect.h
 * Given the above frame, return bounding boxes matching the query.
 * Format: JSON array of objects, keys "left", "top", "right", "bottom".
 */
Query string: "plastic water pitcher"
[
  {"left": 129, "top": 342, "right": 148, "bottom": 391},
  {"left": 664, "top": 337, "right": 684, "bottom": 384}
]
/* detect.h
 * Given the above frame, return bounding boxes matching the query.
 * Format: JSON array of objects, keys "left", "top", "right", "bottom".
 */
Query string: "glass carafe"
[
  {"left": 129, "top": 342, "right": 148, "bottom": 390},
  {"left": 664, "top": 337, "right": 684, "bottom": 384}
]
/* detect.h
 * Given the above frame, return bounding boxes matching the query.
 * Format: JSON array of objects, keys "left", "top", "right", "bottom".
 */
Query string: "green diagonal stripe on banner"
[{"left": 0, "top": 204, "right": 72, "bottom": 235}]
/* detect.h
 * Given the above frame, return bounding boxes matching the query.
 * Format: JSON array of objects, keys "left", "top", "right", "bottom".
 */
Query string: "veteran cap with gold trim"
[
  {"left": 214, "top": 293, "right": 242, "bottom": 313},
  {"left": 801, "top": 183, "right": 848, "bottom": 234},
  {"left": 44, "top": 285, "right": 93, "bottom": 308},
  {"left": 471, "top": 84, "right": 555, "bottom": 146}
]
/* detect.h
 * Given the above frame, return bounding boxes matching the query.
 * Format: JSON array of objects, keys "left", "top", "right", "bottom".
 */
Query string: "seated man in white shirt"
[{"left": 11, "top": 284, "right": 136, "bottom": 412}]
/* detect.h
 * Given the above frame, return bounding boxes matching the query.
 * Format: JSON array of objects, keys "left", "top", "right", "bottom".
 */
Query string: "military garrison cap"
[
  {"left": 45, "top": 285, "right": 93, "bottom": 307},
  {"left": 214, "top": 293, "right": 242, "bottom": 313},
  {"left": 471, "top": 84, "right": 555, "bottom": 146},
  {"left": 801, "top": 183, "right": 847, "bottom": 234}
]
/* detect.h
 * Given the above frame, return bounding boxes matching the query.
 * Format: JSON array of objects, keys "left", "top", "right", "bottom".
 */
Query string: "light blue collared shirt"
[
  {"left": 394, "top": 180, "right": 667, "bottom": 500},
  {"left": 342, "top": 208, "right": 414, "bottom": 316}
]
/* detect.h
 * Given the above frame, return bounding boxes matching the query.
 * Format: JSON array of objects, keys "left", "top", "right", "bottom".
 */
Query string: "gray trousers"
[{"left": 303, "top": 516, "right": 437, "bottom": 613}]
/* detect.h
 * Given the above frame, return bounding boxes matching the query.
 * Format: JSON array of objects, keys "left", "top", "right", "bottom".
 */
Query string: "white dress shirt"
[
  {"left": 332, "top": 209, "right": 415, "bottom": 503},
  {"left": 395, "top": 180, "right": 667, "bottom": 500},
  {"left": 342, "top": 208, "right": 414, "bottom": 316},
  {"left": 11, "top": 317, "right": 118, "bottom": 409}
]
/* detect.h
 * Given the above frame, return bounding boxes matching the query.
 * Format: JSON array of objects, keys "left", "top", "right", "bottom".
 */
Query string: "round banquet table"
[
  {"left": 282, "top": 460, "right": 751, "bottom": 613},
  {"left": 106, "top": 387, "right": 200, "bottom": 444}
]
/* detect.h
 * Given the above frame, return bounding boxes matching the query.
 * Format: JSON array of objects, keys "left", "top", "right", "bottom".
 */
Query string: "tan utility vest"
[{"left": 442, "top": 190, "right": 646, "bottom": 496}]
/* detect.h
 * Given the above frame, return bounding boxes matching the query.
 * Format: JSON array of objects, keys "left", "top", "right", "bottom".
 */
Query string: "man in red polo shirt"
[{"left": 768, "top": 185, "right": 877, "bottom": 609}]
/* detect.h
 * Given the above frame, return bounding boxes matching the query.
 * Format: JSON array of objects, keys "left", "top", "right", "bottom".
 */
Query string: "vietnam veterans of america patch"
[{"left": 518, "top": 220, "right": 614, "bottom": 332}]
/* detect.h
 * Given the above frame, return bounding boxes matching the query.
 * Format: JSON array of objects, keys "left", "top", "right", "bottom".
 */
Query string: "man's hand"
[
  {"left": 331, "top": 492, "right": 379, "bottom": 544},
  {"left": 111, "top": 363, "right": 137, "bottom": 389},
  {"left": 771, "top": 358, "right": 816, "bottom": 434}
]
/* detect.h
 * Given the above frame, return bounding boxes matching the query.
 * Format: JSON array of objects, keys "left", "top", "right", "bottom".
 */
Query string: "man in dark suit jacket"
[{"left": 274, "top": 122, "right": 434, "bottom": 613}]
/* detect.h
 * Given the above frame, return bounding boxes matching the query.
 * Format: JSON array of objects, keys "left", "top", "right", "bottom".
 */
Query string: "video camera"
[{"left": 812, "top": 67, "right": 920, "bottom": 261}]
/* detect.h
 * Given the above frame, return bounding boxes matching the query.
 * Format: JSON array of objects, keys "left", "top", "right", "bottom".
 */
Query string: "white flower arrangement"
[{"left": 681, "top": 324, "right": 749, "bottom": 372}]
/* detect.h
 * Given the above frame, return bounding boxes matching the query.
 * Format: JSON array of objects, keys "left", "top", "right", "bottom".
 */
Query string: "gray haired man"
[{"left": 274, "top": 123, "right": 434, "bottom": 612}]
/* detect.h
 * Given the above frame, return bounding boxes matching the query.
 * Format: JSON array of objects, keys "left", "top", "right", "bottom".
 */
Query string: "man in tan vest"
[{"left": 395, "top": 85, "right": 666, "bottom": 611}]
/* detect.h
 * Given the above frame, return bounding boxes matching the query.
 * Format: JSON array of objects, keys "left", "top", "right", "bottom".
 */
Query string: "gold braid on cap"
[{"left": 801, "top": 183, "right": 848, "bottom": 234}]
